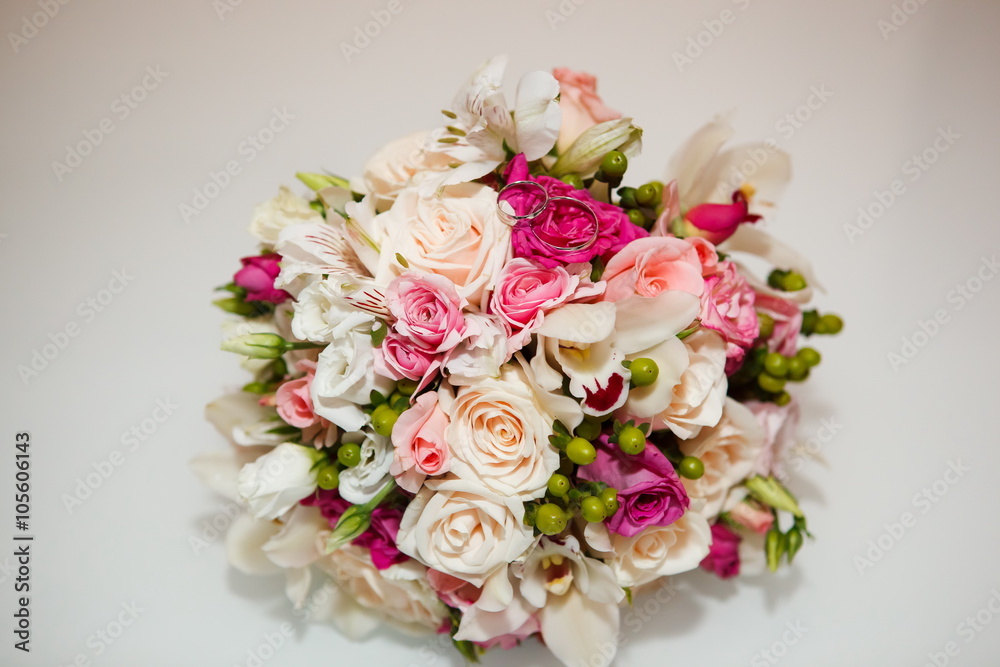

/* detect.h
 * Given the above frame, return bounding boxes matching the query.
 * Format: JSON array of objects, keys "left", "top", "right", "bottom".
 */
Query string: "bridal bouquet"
[{"left": 193, "top": 56, "right": 842, "bottom": 666}]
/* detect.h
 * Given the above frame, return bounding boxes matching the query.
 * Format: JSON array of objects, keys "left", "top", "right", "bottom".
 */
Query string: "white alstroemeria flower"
[
  {"left": 336, "top": 430, "right": 394, "bottom": 504},
  {"left": 205, "top": 392, "right": 286, "bottom": 447},
  {"left": 237, "top": 443, "right": 322, "bottom": 520},
  {"left": 680, "top": 397, "right": 765, "bottom": 517},
  {"left": 608, "top": 512, "right": 712, "bottom": 588},
  {"left": 518, "top": 537, "right": 624, "bottom": 667},
  {"left": 249, "top": 186, "right": 322, "bottom": 246},
  {"left": 311, "top": 326, "right": 394, "bottom": 433},
  {"left": 292, "top": 276, "right": 380, "bottom": 344},
  {"left": 274, "top": 212, "right": 371, "bottom": 297},
  {"left": 420, "top": 55, "right": 561, "bottom": 193}
]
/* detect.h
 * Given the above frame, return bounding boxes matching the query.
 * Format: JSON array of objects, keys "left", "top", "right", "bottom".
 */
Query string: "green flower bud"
[
  {"left": 766, "top": 527, "right": 785, "bottom": 572},
  {"left": 221, "top": 333, "right": 287, "bottom": 359},
  {"left": 745, "top": 476, "right": 803, "bottom": 517},
  {"left": 326, "top": 505, "right": 371, "bottom": 552},
  {"left": 296, "top": 172, "right": 350, "bottom": 191}
]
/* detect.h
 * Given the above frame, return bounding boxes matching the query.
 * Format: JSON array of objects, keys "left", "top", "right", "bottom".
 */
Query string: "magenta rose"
[
  {"left": 578, "top": 436, "right": 689, "bottom": 537},
  {"left": 755, "top": 293, "right": 803, "bottom": 358},
  {"left": 386, "top": 272, "right": 467, "bottom": 353},
  {"left": 503, "top": 154, "right": 647, "bottom": 268},
  {"left": 374, "top": 332, "right": 442, "bottom": 389},
  {"left": 699, "top": 261, "right": 759, "bottom": 374},
  {"left": 234, "top": 253, "right": 289, "bottom": 303},
  {"left": 699, "top": 523, "right": 742, "bottom": 579}
]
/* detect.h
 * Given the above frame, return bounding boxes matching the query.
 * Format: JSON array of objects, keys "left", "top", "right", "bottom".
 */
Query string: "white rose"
[
  {"left": 374, "top": 183, "right": 510, "bottom": 305},
  {"left": 446, "top": 365, "right": 559, "bottom": 499},
  {"left": 311, "top": 330, "right": 394, "bottom": 433},
  {"left": 354, "top": 131, "right": 451, "bottom": 211},
  {"left": 443, "top": 312, "right": 509, "bottom": 385},
  {"left": 250, "top": 186, "right": 322, "bottom": 246},
  {"left": 680, "top": 397, "right": 765, "bottom": 517},
  {"left": 237, "top": 443, "right": 321, "bottom": 520},
  {"left": 318, "top": 545, "right": 447, "bottom": 635},
  {"left": 337, "top": 430, "right": 393, "bottom": 504},
  {"left": 650, "top": 329, "right": 728, "bottom": 440},
  {"left": 396, "top": 476, "right": 534, "bottom": 586},
  {"left": 608, "top": 512, "right": 712, "bottom": 588},
  {"left": 291, "top": 277, "right": 377, "bottom": 344}
]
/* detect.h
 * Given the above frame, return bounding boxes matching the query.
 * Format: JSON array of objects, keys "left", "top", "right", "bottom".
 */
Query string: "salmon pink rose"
[
  {"left": 552, "top": 68, "right": 622, "bottom": 153},
  {"left": 275, "top": 360, "right": 320, "bottom": 428},
  {"left": 390, "top": 391, "right": 451, "bottom": 493},
  {"left": 601, "top": 236, "right": 705, "bottom": 302}
]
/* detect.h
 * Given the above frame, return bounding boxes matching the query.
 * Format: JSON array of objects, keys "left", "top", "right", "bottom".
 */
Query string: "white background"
[{"left": 2, "top": 0, "right": 999, "bottom": 665}]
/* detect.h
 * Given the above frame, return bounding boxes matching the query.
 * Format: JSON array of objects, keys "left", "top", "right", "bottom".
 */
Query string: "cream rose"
[
  {"left": 374, "top": 183, "right": 510, "bottom": 306},
  {"left": 318, "top": 544, "right": 447, "bottom": 635},
  {"left": 249, "top": 186, "right": 322, "bottom": 245},
  {"left": 355, "top": 131, "right": 451, "bottom": 211},
  {"left": 680, "top": 397, "right": 765, "bottom": 517},
  {"left": 446, "top": 366, "right": 560, "bottom": 499},
  {"left": 608, "top": 512, "right": 712, "bottom": 588},
  {"left": 649, "top": 329, "right": 728, "bottom": 439},
  {"left": 396, "top": 477, "right": 535, "bottom": 586}
]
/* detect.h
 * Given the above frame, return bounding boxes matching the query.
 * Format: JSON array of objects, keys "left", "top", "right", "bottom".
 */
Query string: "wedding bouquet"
[{"left": 193, "top": 56, "right": 842, "bottom": 666}]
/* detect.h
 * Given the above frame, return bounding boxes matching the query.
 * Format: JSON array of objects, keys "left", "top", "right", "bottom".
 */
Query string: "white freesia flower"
[
  {"left": 250, "top": 186, "right": 322, "bottom": 246},
  {"left": 421, "top": 55, "right": 560, "bottom": 193},
  {"left": 680, "top": 398, "right": 765, "bottom": 517},
  {"left": 337, "top": 430, "right": 394, "bottom": 504},
  {"left": 446, "top": 364, "right": 560, "bottom": 499},
  {"left": 316, "top": 545, "right": 447, "bottom": 637},
  {"left": 311, "top": 327, "right": 394, "bottom": 433},
  {"left": 291, "top": 276, "right": 379, "bottom": 344},
  {"left": 608, "top": 512, "right": 712, "bottom": 588},
  {"left": 237, "top": 443, "right": 321, "bottom": 520},
  {"left": 352, "top": 131, "right": 451, "bottom": 211},
  {"left": 396, "top": 476, "right": 534, "bottom": 587},
  {"left": 374, "top": 182, "right": 510, "bottom": 305}
]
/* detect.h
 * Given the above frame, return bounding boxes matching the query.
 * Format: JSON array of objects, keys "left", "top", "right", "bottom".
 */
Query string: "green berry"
[
  {"left": 635, "top": 183, "right": 659, "bottom": 207},
  {"left": 599, "top": 488, "right": 620, "bottom": 515},
  {"left": 781, "top": 272, "right": 807, "bottom": 292},
  {"left": 535, "top": 503, "right": 568, "bottom": 536},
  {"left": 566, "top": 437, "right": 597, "bottom": 465},
  {"left": 763, "top": 352, "right": 788, "bottom": 378},
  {"left": 796, "top": 347, "right": 822, "bottom": 367},
  {"left": 757, "top": 312, "right": 775, "bottom": 339},
  {"left": 575, "top": 418, "right": 602, "bottom": 442},
  {"left": 396, "top": 378, "right": 418, "bottom": 396},
  {"left": 547, "top": 474, "right": 571, "bottom": 497},
  {"left": 627, "top": 209, "right": 647, "bottom": 227},
  {"left": 617, "top": 187, "right": 638, "bottom": 209},
  {"left": 337, "top": 443, "right": 362, "bottom": 468},
  {"left": 316, "top": 465, "right": 340, "bottom": 490},
  {"left": 819, "top": 313, "right": 843, "bottom": 334},
  {"left": 581, "top": 496, "right": 608, "bottom": 523},
  {"left": 677, "top": 456, "right": 704, "bottom": 480},
  {"left": 629, "top": 358, "right": 659, "bottom": 387},
  {"left": 801, "top": 310, "right": 818, "bottom": 335},
  {"left": 767, "top": 269, "right": 788, "bottom": 289},
  {"left": 560, "top": 173, "right": 585, "bottom": 190},
  {"left": 774, "top": 391, "right": 792, "bottom": 406},
  {"left": 389, "top": 391, "right": 409, "bottom": 413},
  {"left": 757, "top": 372, "right": 786, "bottom": 394},
  {"left": 617, "top": 426, "right": 646, "bottom": 455},
  {"left": 786, "top": 357, "right": 809, "bottom": 381},
  {"left": 371, "top": 404, "right": 399, "bottom": 437},
  {"left": 600, "top": 151, "right": 628, "bottom": 180}
]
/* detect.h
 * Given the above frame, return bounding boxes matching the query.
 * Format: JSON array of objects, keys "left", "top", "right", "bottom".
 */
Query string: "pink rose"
[
  {"left": 682, "top": 190, "right": 761, "bottom": 245},
  {"left": 552, "top": 68, "right": 622, "bottom": 153},
  {"left": 699, "top": 523, "right": 741, "bottom": 579},
  {"left": 729, "top": 502, "right": 774, "bottom": 535},
  {"left": 746, "top": 399, "right": 800, "bottom": 479},
  {"left": 578, "top": 436, "right": 689, "bottom": 537},
  {"left": 374, "top": 332, "right": 442, "bottom": 389},
  {"left": 686, "top": 237, "right": 720, "bottom": 276},
  {"left": 275, "top": 360, "right": 319, "bottom": 428},
  {"left": 755, "top": 293, "right": 803, "bottom": 357},
  {"left": 503, "top": 155, "right": 647, "bottom": 268},
  {"left": 601, "top": 236, "right": 705, "bottom": 302},
  {"left": 386, "top": 272, "right": 467, "bottom": 353},
  {"left": 234, "top": 253, "right": 289, "bottom": 303},
  {"left": 427, "top": 568, "right": 481, "bottom": 611},
  {"left": 699, "top": 262, "right": 759, "bottom": 373},
  {"left": 389, "top": 391, "right": 451, "bottom": 493}
]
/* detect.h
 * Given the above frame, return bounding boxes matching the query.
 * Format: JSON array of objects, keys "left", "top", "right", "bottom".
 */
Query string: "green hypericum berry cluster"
[
  {"left": 616, "top": 180, "right": 664, "bottom": 230},
  {"left": 800, "top": 309, "right": 844, "bottom": 336},
  {"left": 528, "top": 475, "right": 622, "bottom": 535},
  {"left": 767, "top": 268, "right": 808, "bottom": 292}
]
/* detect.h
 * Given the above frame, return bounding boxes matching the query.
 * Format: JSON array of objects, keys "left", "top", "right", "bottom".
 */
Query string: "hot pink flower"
[
  {"left": 551, "top": 68, "right": 621, "bottom": 153},
  {"left": 700, "top": 523, "right": 741, "bottom": 579},
  {"left": 601, "top": 236, "right": 705, "bottom": 302},
  {"left": 503, "top": 155, "right": 647, "bottom": 268},
  {"left": 578, "top": 436, "right": 689, "bottom": 537},
  {"left": 300, "top": 490, "right": 407, "bottom": 570},
  {"left": 699, "top": 261, "right": 759, "bottom": 373},
  {"left": 729, "top": 502, "right": 774, "bottom": 535},
  {"left": 389, "top": 391, "right": 451, "bottom": 493},
  {"left": 386, "top": 272, "right": 467, "bottom": 353},
  {"left": 755, "top": 293, "right": 803, "bottom": 358},
  {"left": 275, "top": 360, "right": 319, "bottom": 428},
  {"left": 683, "top": 190, "right": 760, "bottom": 245},
  {"left": 234, "top": 253, "right": 289, "bottom": 303}
]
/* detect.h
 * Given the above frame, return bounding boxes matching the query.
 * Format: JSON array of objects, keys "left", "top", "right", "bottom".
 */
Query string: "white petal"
[
  {"left": 285, "top": 567, "right": 312, "bottom": 609},
  {"left": 225, "top": 513, "right": 282, "bottom": 575},
  {"left": 311, "top": 581, "right": 382, "bottom": 639},
  {"left": 613, "top": 291, "right": 701, "bottom": 354},
  {"left": 205, "top": 393, "right": 283, "bottom": 447},
  {"left": 540, "top": 586, "right": 620, "bottom": 667},
  {"left": 262, "top": 505, "right": 327, "bottom": 568},
  {"left": 550, "top": 118, "right": 639, "bottom": 177},
  {"left": 190, "top": 447, "right": 269, "bottom": 502},
  {"left": 536, "top": 302, "right": 616, "bottom": 343},
  {"left": 724, "top": 224, "right": 824, "bottom": 298},
  {"left": 669, "top": 114, "right": 734, "bottom": 204},
  {"left": 514, "top": 71, "right": 561, "bottom": 161}
]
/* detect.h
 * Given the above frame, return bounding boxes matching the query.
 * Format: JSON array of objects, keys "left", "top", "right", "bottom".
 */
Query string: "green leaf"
[{"left": 370, "top": 320, "right": 388, "bottom": 347}]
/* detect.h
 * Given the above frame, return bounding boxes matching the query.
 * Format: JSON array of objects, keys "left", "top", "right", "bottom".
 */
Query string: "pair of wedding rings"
[{"left": 496, "top": 180, "right": 600, "bottom": 253}]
